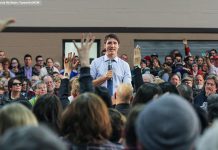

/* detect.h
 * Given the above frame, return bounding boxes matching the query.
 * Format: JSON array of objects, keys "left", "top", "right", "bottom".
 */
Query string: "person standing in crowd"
[
  {"left": 164, "top": 55, "right": 174, "bottom": 67},
  {"left": 2, "top": 58, "right": 15, "bottom": 78},
  {"left": 210, "top": 49, "right": 217, "bottom": 56},
  {"left": 34, "top": 55, "right": 45, "bottom": 75},
  {"left": 194, "top": 75, "right": 218, "bottom": 107},
  {"left": 197, "top": 56, "right": 204, "bottom": 70},
  {"left": 40, "top": 58, "right": 59, "bottom": 77},
  {"left": 0, "top": 51, "right": 6, "bottom": 60},
  {"left": 120, "top": 53, "right": 128, "bottom": 62},
  {"left": 20, "top": 54, "right": 38, "bottom": 80},
  {"left": 140, "top": 59, "right": 150, "bottom": 74},
  {"left": 90, "top": 33, "right": 132, "bottom": 96},
  {"left": 193, "top": 74, "right": 205, "bottom": 95},
  {"left": 9, "top": 57, "right": 21, "bottom": 77},
  {"left": 170, "top": 73, "right": 181, "bottom": 87},
  {"left": 206, "top": 54, "right": 218, "bottom": 75},
  {"left": 190, "top": 62, "right": 203, "bottom": 78}
]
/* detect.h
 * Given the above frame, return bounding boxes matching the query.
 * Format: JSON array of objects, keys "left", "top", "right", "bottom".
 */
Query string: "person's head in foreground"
[
  {"left": 0, "top": 125, "right": 67, "bottom": 150},
  {"left": 196, "top": 119, "right": 218, "bottom": 150},
  {"left": 0, "top": 103, "right": 38, "bottom": 135},
  {"left": 61, "top": 92, "right": 112, "bottom": 145},
  {"left": 136, "top": 94, "right": 200, "bottom": 150}
]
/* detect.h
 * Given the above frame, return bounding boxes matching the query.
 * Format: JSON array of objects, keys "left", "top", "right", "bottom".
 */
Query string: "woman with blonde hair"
[{"left": 0, "top": 103, "right": 38, "bottom": 134}]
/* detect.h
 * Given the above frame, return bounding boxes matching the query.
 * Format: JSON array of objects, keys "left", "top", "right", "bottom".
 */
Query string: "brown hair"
[
  {"left": 104, "top": 33, "right": 120, "bottom": 44},
  {"left": 61, "top": 93, "right": 112, "bottom": 144},
  {"left": 206, "top": 74, "right": 218, "bottom": 88}
]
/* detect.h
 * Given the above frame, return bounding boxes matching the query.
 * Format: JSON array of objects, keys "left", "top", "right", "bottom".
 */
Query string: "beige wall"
[
  {"left": 2, "top": 32, "right": 218, "bottom": 67},
  {"left": 1, "top": 0, "right": 218, "bottom": 28}
]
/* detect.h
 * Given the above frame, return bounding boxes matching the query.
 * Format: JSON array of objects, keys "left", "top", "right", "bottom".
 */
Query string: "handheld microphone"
[
  {"left": 108, "top": 60, "right": 112, "bottom": 80},
  {"left": 108, "top": 59, "right": 112, "bottom": 70}
]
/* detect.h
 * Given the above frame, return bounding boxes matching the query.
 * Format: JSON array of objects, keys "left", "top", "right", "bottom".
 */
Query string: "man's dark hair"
[
  {"left": 35, "top": 55, "right": 43, "bottom": 62},
  {"left": 177, "top": 84, "right": 193, "bottom": 103},
  {"left": 125, "top": 104, "right": 145, "bottom": 148},
  {"left": 24, "top": 54, "right": 32, "bottom": 60},
  {"left": 132, "top": 83, "right": 163, "bottom": 106},
  {"left": 104, "top": 33, "right": 120, "bottom": 44},
  {"left": 8, "top": 77, "right": 22, "bottom": 91},
  {"left": 165, "top": 55, "right": 173, "bottom": 61},
  {"left": 95, "top": 86, "right": 112, "bottom": 108},
  {"left": 159, "top": 82, "right": 179, "bottom": 94},
  {"left": 33, "top": 94, "right": 63, "bottom": 134},
  {"left": 210, "top": 49, "right": 217, "bottom": 53},
  {"left": 108, "top": 108, "right": 125, "bottom": 143}
]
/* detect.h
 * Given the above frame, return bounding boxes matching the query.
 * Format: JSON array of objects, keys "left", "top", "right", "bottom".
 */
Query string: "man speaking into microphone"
[{"left": 90, "top": 34, "right": 132, "bottom": 96}]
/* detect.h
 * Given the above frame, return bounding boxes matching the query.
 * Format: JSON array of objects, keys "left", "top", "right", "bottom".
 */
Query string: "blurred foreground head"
[{"left": 136, "top": 94, "right": 200, "bottom": 150}]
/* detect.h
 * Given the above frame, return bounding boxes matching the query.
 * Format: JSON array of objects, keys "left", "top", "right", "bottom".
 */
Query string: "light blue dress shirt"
[{"left": 90, "top": 55, "right": 132, "bottom": 94}]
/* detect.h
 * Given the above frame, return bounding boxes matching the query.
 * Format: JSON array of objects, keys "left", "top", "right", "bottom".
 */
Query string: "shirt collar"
[
  {"left": 24, "top": 66, "right": 32, "bottom": 69},
  {"left": 104, "top": 55, "right": 118, "bottom": 62}
]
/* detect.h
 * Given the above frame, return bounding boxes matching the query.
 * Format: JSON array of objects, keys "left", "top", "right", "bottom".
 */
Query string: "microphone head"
[{"left": 108, "top": 60, "right": 112, "bottom": 70}]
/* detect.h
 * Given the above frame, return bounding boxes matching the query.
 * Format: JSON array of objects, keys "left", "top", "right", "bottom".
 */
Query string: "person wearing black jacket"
[
  {"left": 1, "top": 77, "right": 29, "bottom": 107},
  {"left": 58, "top": 34, "right": 95, "bottom": 109},
  {"left": 194, "top": 75, "right": 218, "bottom": 107}
]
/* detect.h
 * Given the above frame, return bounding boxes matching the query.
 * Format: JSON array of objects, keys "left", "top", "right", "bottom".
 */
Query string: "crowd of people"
[{"left": 0, "top": 19, "right": 218, "bottom": 150}]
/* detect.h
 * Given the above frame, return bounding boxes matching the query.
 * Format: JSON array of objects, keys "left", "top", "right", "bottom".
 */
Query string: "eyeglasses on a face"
[{"left": 12, "top": 83, "right": 22, "bottom": 86}]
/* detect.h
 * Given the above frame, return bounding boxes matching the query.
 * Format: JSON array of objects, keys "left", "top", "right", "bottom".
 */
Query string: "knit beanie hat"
[{"left": 136, "top": 94, "right": 200, "bottom": 150}]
